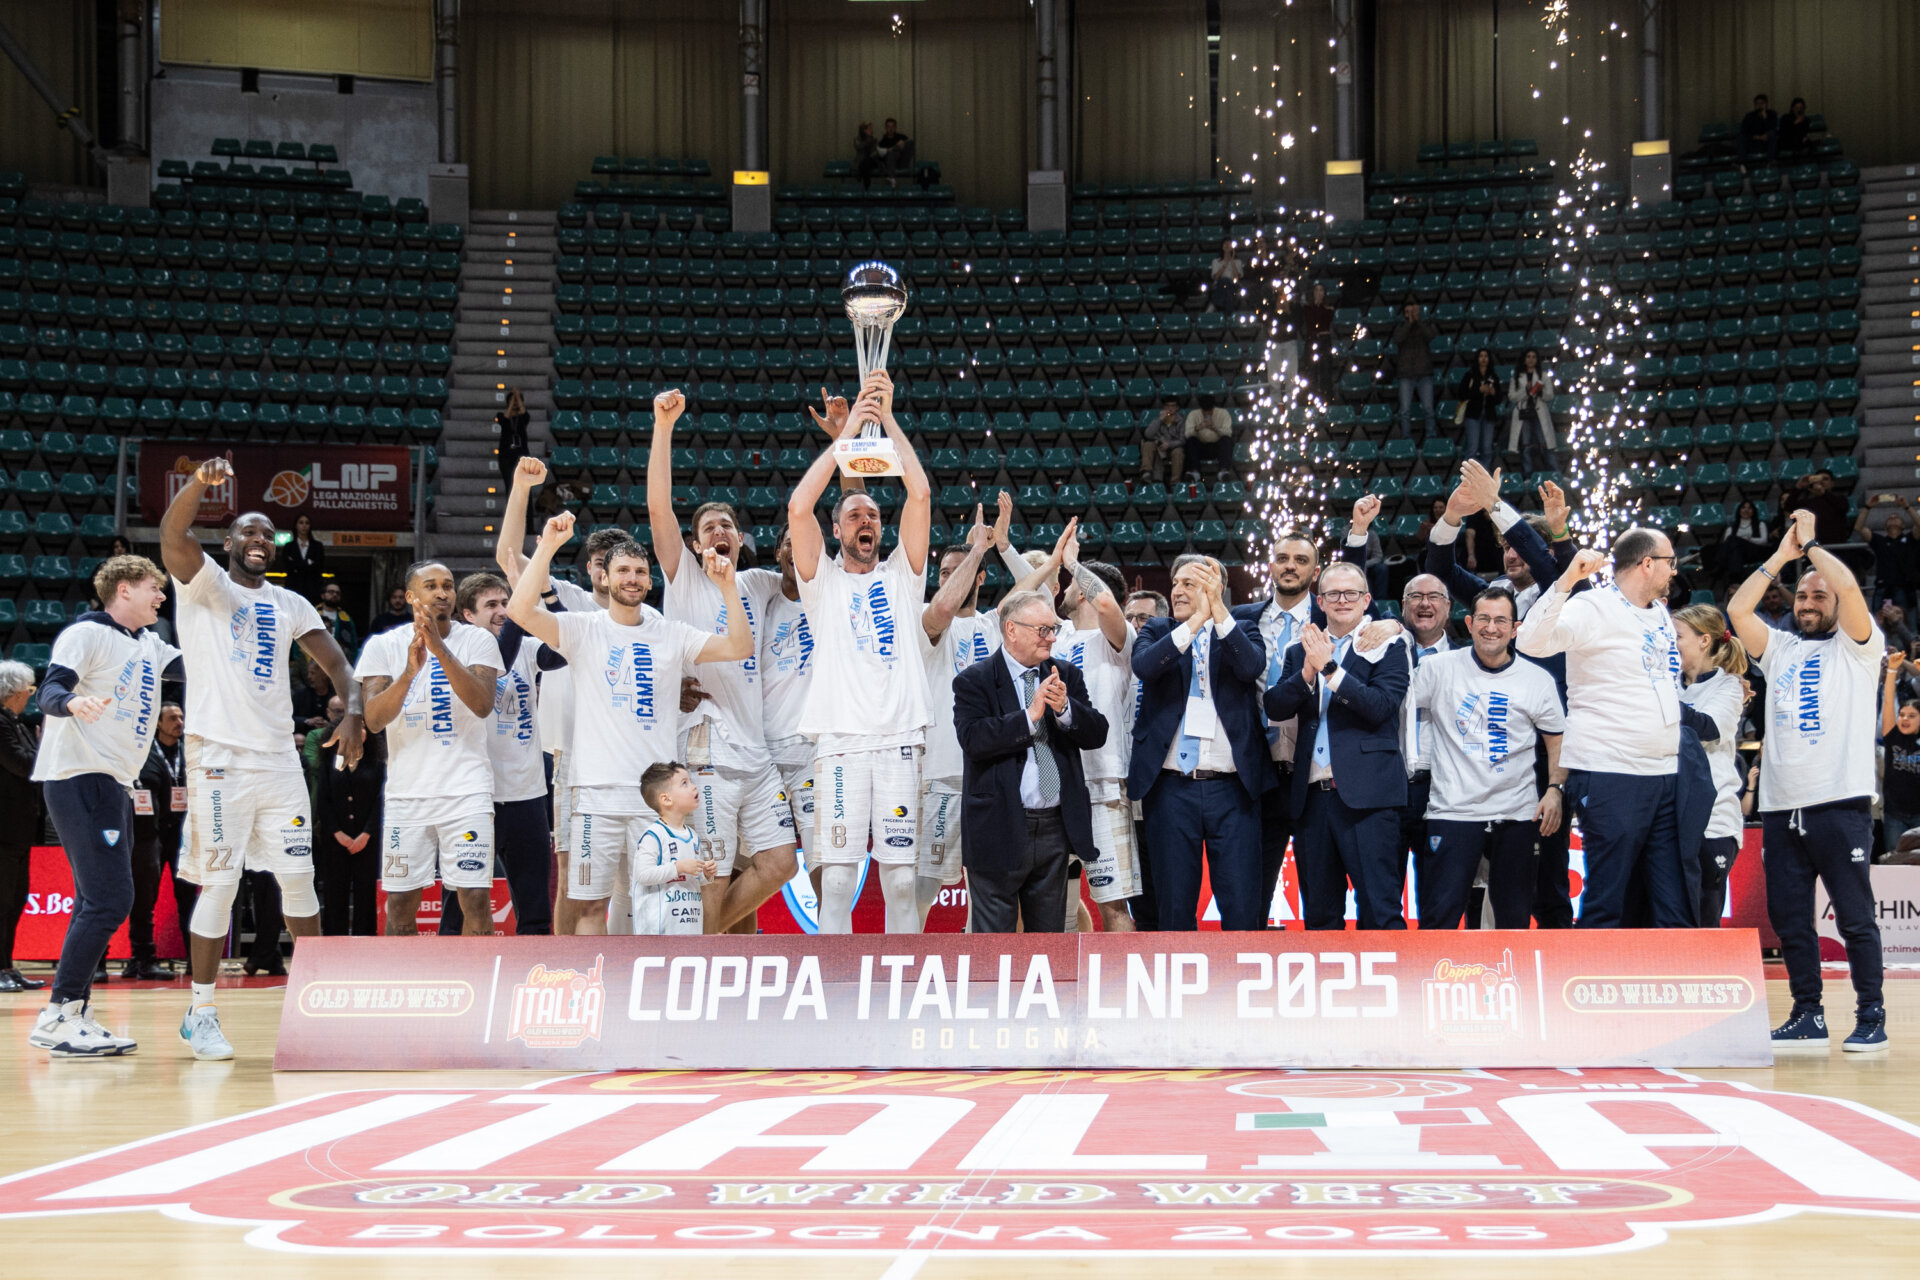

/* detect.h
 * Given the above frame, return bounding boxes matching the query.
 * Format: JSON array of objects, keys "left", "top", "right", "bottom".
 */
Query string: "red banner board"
[
  {"left": 137, "top": 443, "right": 412, "bottom": 531},
  {"left": 275, "top": 930, "right": 1772, "bottom": 1071},
  {"left": 16, "top": 846, "right": 185, "bottom": 961}
]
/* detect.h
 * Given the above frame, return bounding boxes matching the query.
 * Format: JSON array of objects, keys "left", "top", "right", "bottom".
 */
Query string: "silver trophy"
[{"left": 835, "top": 261, "right": 908, "bottom": 478}]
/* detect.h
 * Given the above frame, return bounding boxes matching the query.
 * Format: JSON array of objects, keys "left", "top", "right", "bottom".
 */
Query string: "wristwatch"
[
  {"left": 1319, "top": 659, "right": 1340, "bottom": 678},
  {"left": 1803, "top": 539, "right": 1822, "bottom": 555},
  {"left": 1545, "top": 782, "right": 1565, "bottom": 795}
]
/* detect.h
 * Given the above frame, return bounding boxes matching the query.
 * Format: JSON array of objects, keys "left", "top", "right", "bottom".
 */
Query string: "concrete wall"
[{"left": 150, "top": 65, "right": 437, "bottom": 203}]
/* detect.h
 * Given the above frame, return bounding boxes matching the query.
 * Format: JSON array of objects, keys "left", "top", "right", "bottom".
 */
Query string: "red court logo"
[
  {"left": 507, "top": 955, "right": 607, "bottom": 1048},
  {"left": 2, "top": 1070, "right": 1917, "bottom": 1258}
]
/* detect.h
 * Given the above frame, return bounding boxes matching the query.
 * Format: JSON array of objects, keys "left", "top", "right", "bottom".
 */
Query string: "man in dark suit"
[
  {"left": 954, "top": 589, "right": 1109, "bottom": 933},
  {"left": 0, "top": 659, "right": 44, "bottom": 992},
  {"left": 1266, "top": 560, "right": 1412, "bottom": 929},
  {"left": 127, "top": 702, "right": 191, "bottom": 979},
  {"left": 1131, "top": 554, "right": 1272, "bottom": 930}
]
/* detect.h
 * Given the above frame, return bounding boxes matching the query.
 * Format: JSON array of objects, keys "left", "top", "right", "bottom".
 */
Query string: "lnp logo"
[
  {"left": 507, "top": 955, "right": 606, "bottom": 1048},
  {"left": 101, "top": 829, "right": 121, "bottom": 847},
  {"left": 1421, "top": 949, "right": 1523, "bottom": 1043},
  {"left": 6, "top": 1070, "right": 1920, "bottom": 1257}
]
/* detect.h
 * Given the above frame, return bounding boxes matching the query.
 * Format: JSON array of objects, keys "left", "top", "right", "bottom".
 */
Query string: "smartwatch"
[{"left": 1320, "top": 659, "right": 1340, "bottom": 679}]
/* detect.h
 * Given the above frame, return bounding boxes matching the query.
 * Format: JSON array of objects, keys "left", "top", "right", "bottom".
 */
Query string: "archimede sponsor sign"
[
  {"left": 275, "top": 932, "right": 1770, "bottom": 1071},
  {"left": 3, "top": 1069, "right": 1918, "bottom": 1258},
  {"left": 138, "top": 444, "right": 412, "bottom": 530}
]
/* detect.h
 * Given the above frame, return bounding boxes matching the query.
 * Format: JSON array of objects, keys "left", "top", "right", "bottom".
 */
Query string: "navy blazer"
[
  {"left": 1264, "top": 636, "right": 1411, "bottom": 817},
  {"left": 1128, "top": 615, "right": 1274, "bottom": 804},
  {"left": 954, "top": 654, "right": 1108, "bottom": 875}
]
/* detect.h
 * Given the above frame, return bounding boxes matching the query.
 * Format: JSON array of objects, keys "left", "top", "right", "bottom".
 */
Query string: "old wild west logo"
[
  {"left": 507, "top": 955, "right": 606, "bottom": 1048},
  {"left": 1421, "top": 948, "right": 1522, "bottom": 1043},
  {"left": 3, "top": 1071, "right": 1920, "bottom": 1257}
]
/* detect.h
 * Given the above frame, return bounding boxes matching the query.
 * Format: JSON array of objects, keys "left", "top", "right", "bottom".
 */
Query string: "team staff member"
[
  {"left": 1728, "top": 510, "right": 1889, "bottom": 1054},
  {"left": 1133, "top": 555, "right": 1271, "bottom": 931},
  {"left": 127, "top": 701, "right": 189, "bottom": 978},
  {"left": 786, "top": 371, "right": 935, "bottom": 935},
  {"left": 160, "top": 458, "right": 364, "bottom": 1061},
  {"left": 1516, "top": 529, "right": 1694, "bottom": 928},
  {"left": 648, "top": 388, "right": 799, "bottom": 934},
  {"left": 0, "top": 660, "right": 45, "bottom": 992},
  {"left": 355, "top": 563, "right": 503, "bottom": 937},
  {"left": 1407, "top": 587, "right": 1565, "bottom": 927},
  {"left": 1267, "top": 561, "right": 1411, "bottom": 930},
  {"left": 27, "top": 556, "right": 181, "bottom": 1057},
  {"left": 953, "top": 589, "right": 1109, "bottom": 932},
  {"left": 1673, "top": 604, "right": 1750, "bottom": 925}
]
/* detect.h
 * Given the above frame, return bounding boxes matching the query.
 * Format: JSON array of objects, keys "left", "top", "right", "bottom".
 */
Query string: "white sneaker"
[
  {"left": 179, "top": 1005, "right": 235, "bottom": 1061},
  {"left": 28, "top": 1000, "right": 137, "bottom": 1057}
]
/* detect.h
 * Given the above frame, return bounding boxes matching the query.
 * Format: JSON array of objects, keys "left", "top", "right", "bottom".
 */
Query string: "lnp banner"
[
  {"left": 276, "top": 931, "right": 1771, "bottom": 1071},
  {"left": 138, "top": 444, "right": 412, "bottom": 530}
]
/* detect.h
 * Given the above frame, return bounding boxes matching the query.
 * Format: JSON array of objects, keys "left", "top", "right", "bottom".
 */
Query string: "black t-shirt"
[
  {"left": 1884, "top": 727, "right": 1920, "bottom": 816},
  {"left": 1872, "top": 532, "right": 1919, "bottom": 589}
]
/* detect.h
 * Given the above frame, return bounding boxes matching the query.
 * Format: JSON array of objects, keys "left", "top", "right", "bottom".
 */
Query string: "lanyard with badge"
[
  {"left": 1184, "top": 624, "right": 1218, "bottom": 740},
  {"left": 165, "top": 742, "right": 186, "bottom": 812}
]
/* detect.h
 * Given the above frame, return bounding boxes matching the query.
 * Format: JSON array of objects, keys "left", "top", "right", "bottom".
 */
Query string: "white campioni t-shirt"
[
  {"left": 920, "top": 609, "right": 1000, "bottom": 787},
  {"left": 488, "top": 628, "right": 548, "bottom": 804},
  {"left": 550, "top": 608, "right": 711, "bottom": 796},
  {"left": 664, "top": 564, "right": 783, "bottom": 774},
  {"left": 1408, "top": 647, "right": 1565, "bottom": 823},
  {"left": 1756, "top": 622, "right": 1885, "bottom": 812},
  {"left": 172, "top": 562, "right": 324, "bottom": 772},
  {"left": 32, "top": 618, "right": 181, "bottom": 786},
  {"left": 1516, "top": 582, "right": 1682, "bottom": 775},
  {"left": 1052, "top": 621, "right": 1136, "bottom": 788},
  {"left": 759, "top": 588, "right": 814, "bottom": 766},
  {"left": 354, "top": 621, "right": 503, "bottom": 803},
  {"left": 795, "top": 545, "right": 932, "bottom": 754},
  {"left": 1680, "top": 668, "right": 1748, "bottom": 838}
]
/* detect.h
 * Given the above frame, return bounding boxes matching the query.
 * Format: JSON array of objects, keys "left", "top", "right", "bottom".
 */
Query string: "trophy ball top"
[{"left": 842, "top": 260, "right": 909, "bottom": 325}]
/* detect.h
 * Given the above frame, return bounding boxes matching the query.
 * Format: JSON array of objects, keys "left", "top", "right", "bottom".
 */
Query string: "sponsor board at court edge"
[
  {"left": 3, "top": 1070, "right": 1918, "bottom": 1257},
  {"left": 137, "top": 444, "right": 412, "bottom": 530},
  {"left": 275, "top": 931, "right": 1770, "bottom": 1071}
]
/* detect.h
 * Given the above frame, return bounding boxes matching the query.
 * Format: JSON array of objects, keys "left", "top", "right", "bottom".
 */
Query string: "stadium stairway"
[
  {"left": 1858, "top": 163, "right": 1920, "bottom": 497},
  {"left": 432, "top": 209, "right": 558, "bottom": 570}
]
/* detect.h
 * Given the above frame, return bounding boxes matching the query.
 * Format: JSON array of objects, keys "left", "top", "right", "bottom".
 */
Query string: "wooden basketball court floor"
[{"left": 2, "top": 972, "right": 1918, "bottom": 1279}]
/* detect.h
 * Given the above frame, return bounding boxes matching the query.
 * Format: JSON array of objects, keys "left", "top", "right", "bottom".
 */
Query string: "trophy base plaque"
[{"left": 835, "top": 434, "right": 902, "bottom": 478}]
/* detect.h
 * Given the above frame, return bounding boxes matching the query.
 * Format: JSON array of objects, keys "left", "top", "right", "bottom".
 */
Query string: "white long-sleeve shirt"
[
  {"left": 1515, "top": 583, "right": 1682, "bottom": 775},
  {"left": 1679, "top": 669, "right": 1748, "bottom": 838}
]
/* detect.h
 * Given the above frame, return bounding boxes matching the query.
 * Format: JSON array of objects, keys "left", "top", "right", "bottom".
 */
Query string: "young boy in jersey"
[
  {"left": 355, "top": 561, "right": 503, "bottom": 937},
  {"left": 28, "top": 556, "right": 181, "bottom": 1057},
  {"left": 633, "top": 762, "right": 718, "bottom": 935},
  {"left": 159, "top": 457, "right": 363, "bottom": 1061},
  {"left": 1729, "top": 509, "right": 1890, "bottom": 1054},
  {"left": 506, "top": 511, "right": 750, "bottom": 935}
]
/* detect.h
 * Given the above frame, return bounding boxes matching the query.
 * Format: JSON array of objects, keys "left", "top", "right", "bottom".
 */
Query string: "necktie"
[
  {"left": 1311, "top": 636, "right": 1352, "bottom": 771},
  {"left": 1262, "top": 610, "right": 1296, "bottom": 749},
  {"left": 1176, "top": 627, "right": 1209, "bottom": 774},
  {"left": 1023, "top": 668, "right": 1060, "bottom": 804}
]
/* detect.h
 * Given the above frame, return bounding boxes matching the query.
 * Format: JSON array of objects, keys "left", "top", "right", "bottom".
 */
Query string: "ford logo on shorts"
[{"left": 884, "top": 836, "right": 913, "bottom": 848}]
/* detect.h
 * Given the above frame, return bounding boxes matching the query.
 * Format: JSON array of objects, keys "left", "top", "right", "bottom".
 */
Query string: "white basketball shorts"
[{"left": 812, "top": 745, "right": 922, "bottom": 868}]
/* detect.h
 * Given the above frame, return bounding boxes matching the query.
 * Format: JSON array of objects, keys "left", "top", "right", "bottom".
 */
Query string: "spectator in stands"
[
  {"left": 1879, "top": 602, "right": 1915, "bottom": 655},
  {"left": 1738, "top": 93, "right": 1779, "bottom": 166},
  {"left": 315, "top": 716, "right": 384, "bottom": 937},
  {"left": 368, "top": 586, "right": 411, "bottom": 637},
  {"left": 854, "top": 122, "right": 881, "bottom": 185},
  {"left": 1416, "top": 496, "right": 1449, "bottom": 545},
  {"left": 1780, "top": 97, "right": 1814, "bottom": 157},
  {"left": 126, "top": 702, "right": 187, "bottom": 980},
  {"left": 1756, "top": 578, "right": 1797, "bottom": 632},
  {"left": 1391, "top": 302, "right": 1439, "bottom": 440},
  {"left": 1855, "top": 494, "right": 1918, "bottom": 611},
  {"left": 292, "top": 662, "right": 334, "bottom": 738},
  {"left": 1140, "top": 398, "right": 1187, "bottom": 482},
  {"left": 878, "top": 118, "right": 915, "bottom": 183},
  {"left": 495, "top": 388, "right": 530, "bottom": 489},
  {"left": 1507, "top": 347, "right": 1557, "bottom": 477},
  {"left": 1780, "top": 469, "right": 1851, "bottom": 547},
  {"left": 1456, "top": 347, "right": 1503, "bottom": 469},
  {"left": 283, "top": 514, "right": 325, "bottom": 602},
  {"left": 1208, "top": 241, "right": 1243, "bottom": 310},
  {"left": 109, "top": 536, "right": 133, "bottom": 558},
  {"left": 0, "top": 660, "right": 42, "bottom": 993},
  {"left": 1882, "top": 658, "right": 1920, "bottom": 857},
  {"left": 315, "top": 581, "right": 359, "bottom": 658},
  {"left": 1715, "top": 499, "right": 1772, "bottom": 585},
  {"left": 1296, "top": 282, "right": 1335, "bottom": 397},
  {"left": 1185, "top": 394, "right": 1235, "bottom": 472}
]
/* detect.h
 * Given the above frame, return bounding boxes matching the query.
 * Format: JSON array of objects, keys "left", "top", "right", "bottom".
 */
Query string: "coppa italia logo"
[
  {"left": 3, "top": 1071, "right": 1919, "bottom": 1258},
  {"left": 508, "top": 955, "right": 607, "bottom": 1048},
  {"left": 1421, "top": 950, "right": 1523, "bottom": 1044}
]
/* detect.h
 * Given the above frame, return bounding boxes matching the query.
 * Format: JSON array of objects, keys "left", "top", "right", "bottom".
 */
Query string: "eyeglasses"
[
  {"left": 1011, "top": 620, "right": 1062, "bottom": 640},
  {"left": 1405, "top": 591, "right": 1449, "bottom": 604},
  {"left": 1470, "top": 614, "right": 1516, "bottom": 629},
  {"left": 1646, "top": 554, "right": 1676, "bottom": 564},
  {"left": 1319, "top": 590, "right": 1366, "bottom": 604}
]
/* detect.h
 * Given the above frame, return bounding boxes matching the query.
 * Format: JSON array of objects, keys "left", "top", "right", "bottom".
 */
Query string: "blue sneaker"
[
  {"left": 1771, "top": 1007, "right": 1829, "bottom": 1054},
  {"left": 1843, "top": 1006, "right": 1889, "bottom": 1054},
  {"left": 179, "top": 1005, "right": 235, "bottom": 1061}
]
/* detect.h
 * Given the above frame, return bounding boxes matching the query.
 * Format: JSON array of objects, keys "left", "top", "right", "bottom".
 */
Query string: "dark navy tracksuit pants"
[
  {"left": 1569, "top": 769, "right": 1694, "bottom": 928},
  {"left": 438, "top": 796, "right": 553, "bottom": 936},
  {"left": 43, "top": 775, "right": 135, "bottom": 1005},
  {"left": 1762, "top": 798, "right": 1883, "bottom": 1015},
  {"left": 1697, "top": 834, "right": 1740, "bottom": 926},
  {"left": 1421, "top": 818, "right": 1538, "bottom": 929}
]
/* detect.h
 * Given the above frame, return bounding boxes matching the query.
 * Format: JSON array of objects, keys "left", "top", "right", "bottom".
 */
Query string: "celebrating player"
[
  {"left": 27, "top": 557, "right": 181, "bottom": 1057},
  {"left": 506, "top": 511, "right": 750, "bottom": 934},
  {"left": 354, "top": 562, "right": 504, "bottom": 937},
  {"left": 159, "top": 457, "right": 364, "bottom": 1061},
  {"left": 785, "top": 369, "right": 935, "bottom": 933}
]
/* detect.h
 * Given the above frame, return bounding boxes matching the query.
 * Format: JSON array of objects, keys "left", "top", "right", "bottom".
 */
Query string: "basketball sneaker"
[
  {"left": 179, "top": 1006, "right": 235, "bottom": 1061},
  {"left": 28, "top": 1000, "right": 137, "bottom": 1057},
  {"left": 1843, "top": 1005, "right": 1889, "bottom": 1054},
  {"left": 1770, "top": 1007, "right": 1829, "bottom": 1054}
]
